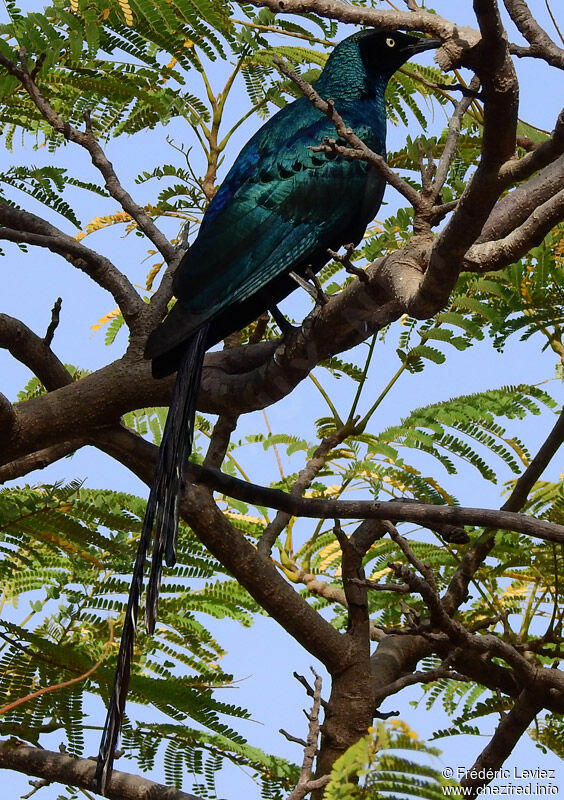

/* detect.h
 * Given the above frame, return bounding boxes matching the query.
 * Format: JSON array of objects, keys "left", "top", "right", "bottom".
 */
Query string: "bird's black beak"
[{"left": 406, "top": 37, "right": 442, "bottom": 55}]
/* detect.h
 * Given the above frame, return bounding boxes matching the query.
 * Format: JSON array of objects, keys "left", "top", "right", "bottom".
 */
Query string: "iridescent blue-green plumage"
[
  {"left": 146, "top": 30, "right": 437, "bottom": 372},
  {"left": 95, "top": 29, "right": 439, "bottom": 796}
]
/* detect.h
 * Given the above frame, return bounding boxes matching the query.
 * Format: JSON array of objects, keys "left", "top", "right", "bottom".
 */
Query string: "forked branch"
[{"left": 0, "top": 49, "right": 176, "bottom": 264}]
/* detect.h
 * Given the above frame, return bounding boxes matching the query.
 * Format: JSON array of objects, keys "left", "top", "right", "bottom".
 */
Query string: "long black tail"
[{"left": 94, "top": 323, "right": 209, "bottom": 795}]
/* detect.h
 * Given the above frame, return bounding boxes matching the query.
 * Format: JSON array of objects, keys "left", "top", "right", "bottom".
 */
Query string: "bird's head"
[
  {"left": 316, "top": 29, "right": 441, "bottom": 99},
  {"left": 353, "top": 29, "right": 441, "bottom": 79}
]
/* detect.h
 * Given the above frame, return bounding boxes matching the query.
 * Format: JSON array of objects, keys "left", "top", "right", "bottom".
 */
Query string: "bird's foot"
[
  {"left": 290, "top": 269, "right": 329, "bottom": 306},
  {"left": 268, "top": 304, "right": 298, "bottom": 337},
  {"left": 328, "top": 243, "right": 369, "bottom": 283}
]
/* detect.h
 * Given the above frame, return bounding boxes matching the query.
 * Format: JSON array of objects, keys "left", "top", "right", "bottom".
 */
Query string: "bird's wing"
[
  {"left": 175, "top": 111, "right": 382, "bottom": 314},
  {"left": 147, "top": 103, "right": 384, "bottom": 360}
]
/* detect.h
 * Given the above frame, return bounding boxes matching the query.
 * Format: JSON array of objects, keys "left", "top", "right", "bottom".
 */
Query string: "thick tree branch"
[
  {"left": 93, "top": 426, "right": 351, "bottom": 676},
  {"left": 0, "top": 440, "right": 85, "bottom": 483},
  {"left": 469, "top": 151, "right": 564, "bottom": 251},
  {"left": 0, "top": 268, "right": 404, "bottom": 466},
  {"left": 0, "top": 741, "right": 202, "bottom": 800},
  {"left": 409, "top": 0, "right": 519, "bottom": 316},
  {"left": 0, "top": 51, "right": 176, "bottom": 264},
  {"left": 246, "top": 0, "right": 462, "bottom": 39},
  {"left": 459, "top": 688, "right": 546, "bottom": 797},
  {"left": 464, "top": 187, "right": 564, "bottom": 272},
  {"left": 0, "top": 313, "right": 73, "bottom": 391}
]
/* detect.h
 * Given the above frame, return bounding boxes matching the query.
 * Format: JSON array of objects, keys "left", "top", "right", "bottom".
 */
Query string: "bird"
[{"left": 94, "top": 28, "right": 440, "bottom": 794}]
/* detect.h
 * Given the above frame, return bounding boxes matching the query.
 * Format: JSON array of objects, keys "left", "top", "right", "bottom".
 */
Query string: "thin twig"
[
  {"left": 258, "top": 425, "right": 353, "bottom": 556},
  {"left": 327, "top": 243, "right": 369, "bottom": 283},
  {"left": 431, "top": 76, "right": 481, "bottom": 200},
  {"left": 0, "top": 50, "right": 175, "bottom": 263},
  {"left": 0, "top": 634, "right": 112, "bottom": 716},
  {"left": 43, "top": 297, "right": 62, "bottom": 347},
  {"left": 262, "top": 408, "right": 285, "bottom": 481},
  {"left": 273, "top": 57, "right": 423, "bottom": 210},
  {"left": 280, "top": 730, "right": 307, "bottom": 747},
  {"left": 373, "top": 660, "right": 470, "bottom": 704},
  {"left": 287, "top": 669, "right": 327, "bottom": 800}
]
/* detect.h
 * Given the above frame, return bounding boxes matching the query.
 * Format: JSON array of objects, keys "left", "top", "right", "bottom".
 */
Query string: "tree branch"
[
  {"left": 0, "top": 440, "right": 85, "bottom": 483},
  {"left": 409, "top": 0, "right": 519, "bottom": 316},
  {"left": 0, "top": 51, "right": 176, "bottom": 264},
  {"left": 0, "top": 741, "right": 203, "bottom": 800},
  {"left": 0, "top": 313, "right": 73, "bottom": 391},
  {"left": 246, "top": 0, "right": 461, "bottom": 39},
  {"left": 184, "top": 463, "right": 564, "bottom": 544},
  {"left": 428, "top": 76, "right": 480, "bottom": 202},
  {"left": 372, "top": 659, "right": 469, "bottom": 705},
  {"left": 43, "top": 297, "right": 62, "bottom": 348},
  {"left": 503, "top": 0, "right": 564, "bottom": 69},
  {"left": 503, "top": 408, "right": 564, "bottom": 513},
  {"left": 463, "top": 188, "right": 564, "bottom": 272},
  {"left": 459, "top": 688, "right": 546, "bottom": 797},
  {"left": 468, "top": 151, "right": 564, "bottom": 252},
  {"left": 287, "top": 670, "right": 329, "bottom": 800},
  {"left": 0, "top": 203, "right": 143, "bottom": 327}
]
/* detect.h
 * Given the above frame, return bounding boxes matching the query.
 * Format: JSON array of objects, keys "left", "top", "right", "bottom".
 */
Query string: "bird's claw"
[
  {"left": 268, "top": 304, "right": 298, "bottom": 337},
  {"left": 290, "top": 269, "right": 328, "bottom": 306}
]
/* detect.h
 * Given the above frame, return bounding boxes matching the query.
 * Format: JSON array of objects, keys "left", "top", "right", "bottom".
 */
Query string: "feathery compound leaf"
[{"left": 324, "top": 721, "right": 448, "bottom": 799}]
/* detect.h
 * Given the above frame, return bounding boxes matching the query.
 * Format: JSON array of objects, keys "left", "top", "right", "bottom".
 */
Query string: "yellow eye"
[{"left": 386, "top": 37, "right": 396, "bottom": 47}]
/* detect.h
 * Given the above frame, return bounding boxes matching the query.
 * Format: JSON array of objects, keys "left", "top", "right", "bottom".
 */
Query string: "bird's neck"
[
  {"left": 315, "top": 57, "right": 389, "bottom": 139},
  {"left": 315, "top": 43, "right": 390, "bottom": 103},
  {"left": 315, "top": 65, "right": 388, "bottom": 146}
]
